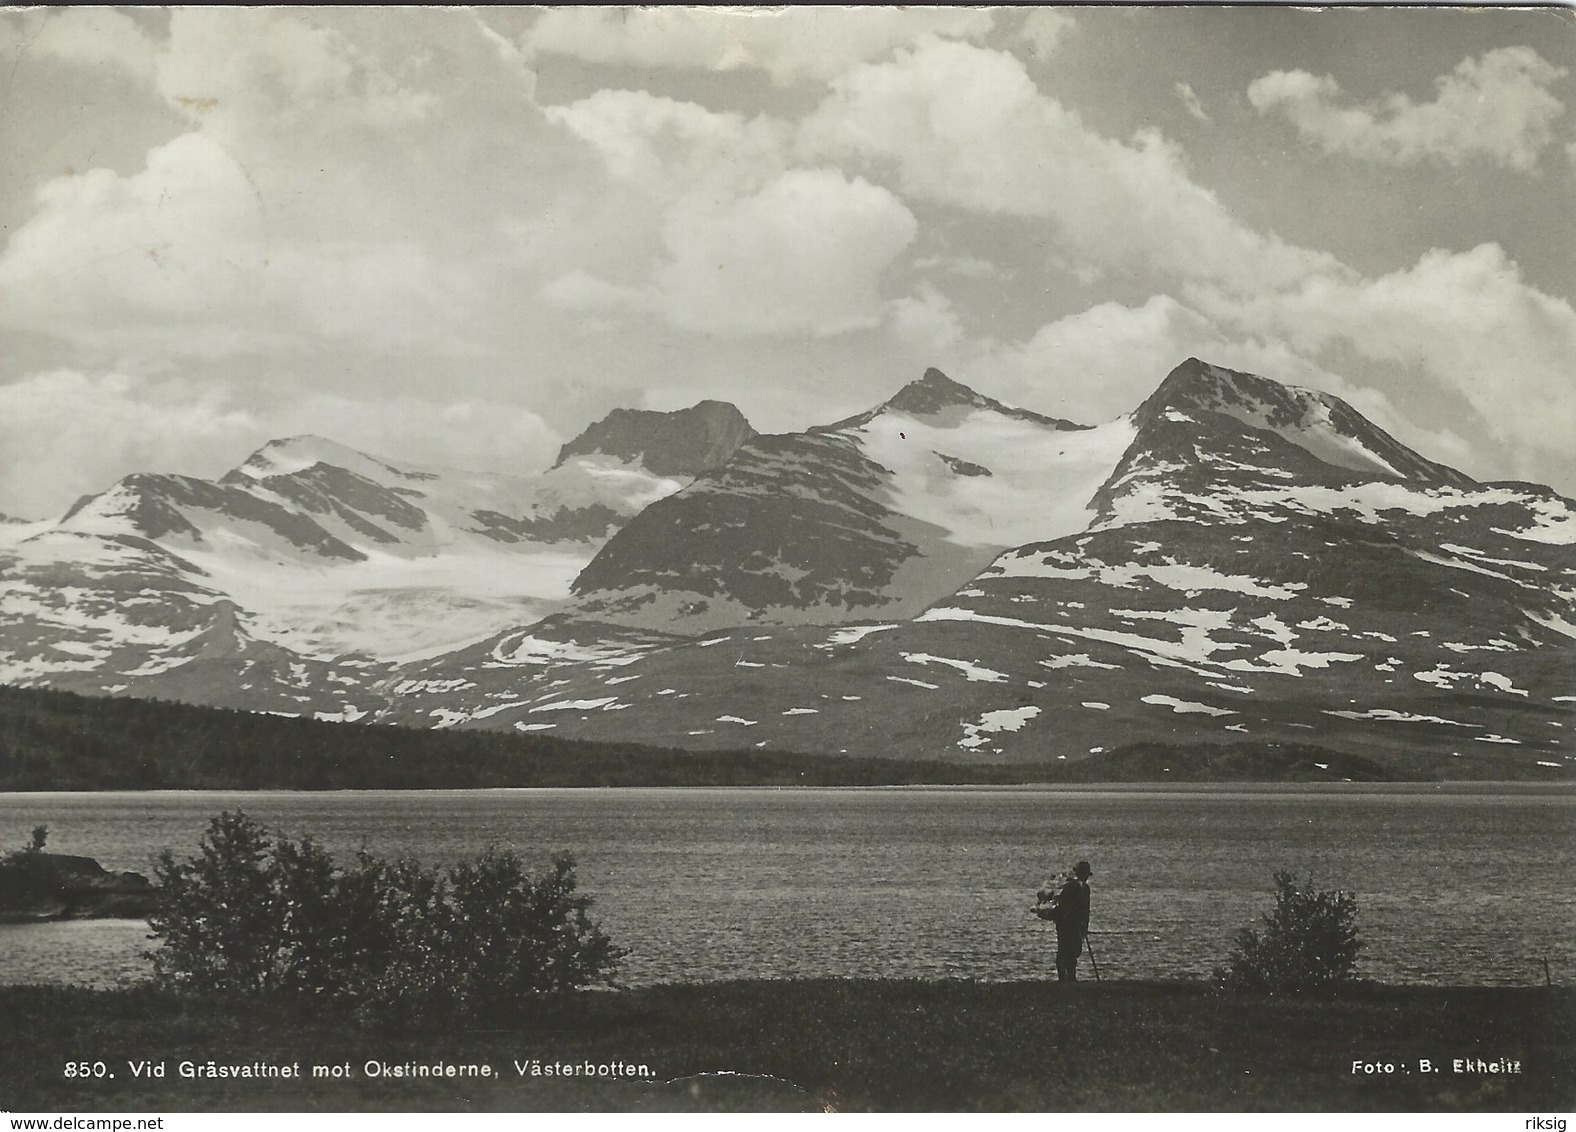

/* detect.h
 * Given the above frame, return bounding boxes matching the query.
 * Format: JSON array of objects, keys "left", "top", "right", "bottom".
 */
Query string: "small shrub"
[
  {"left": 148, "top": 810, "right": 625, "bottom": 1016},
  {"left": 149, "top": 811, "right": 294, "bottom": 994},
  {"left": 0, "top": 827, "right": 56, "bottom": 912},
  {"left": 444, "top": 847, "right": 625, "bottom": 1001},
  {"left": 1217, "top": 869, "right": 1362, "bottom": 992}
]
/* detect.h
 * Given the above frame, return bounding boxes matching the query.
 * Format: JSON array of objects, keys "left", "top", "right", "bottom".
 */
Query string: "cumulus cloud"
[
  {"left": 1017, "top": 9, "right": 1075, "bottom": 61},
  {"left": 3, "top": 11, "right": 1570, "bottom": 508},
  {"left": 782, "top": 41, "right": 1573, "bottom": 478},
  {"left": 0, "top": 371, "right": 261, "bottom": 519},
  {"left": 798, "top": 39, "right": 1336, "bottom": 295},
  {"left": 545, "top": 88, "right": 790, "bottom": 189},
  {"left": 1248, "top": 47, "right": 1567, "bottom": 171},
  {"left": 974, "top": 295, "right": 1219, "bottom": 421},
  {"left": 30, "top": 7, "right": 159, "bottom": 84},
  {"left": 654, "top": 169, "right": 916, "bottom": 336},
  {"left": 888, "top": 284, "right": 967, "bottom": 359},
  {"left": 523, "top": 7, "right": 995, "bottom": 85},
  {"left": 546, "top": 94, "right": 917, "bottom": 336},
  {"left": 541, "top": 169, "right": 917, "bottom": 337},
  {"left": 0, "top": 370, "right": 563, "bottom": 520},
  {"left": 0, "top": 132, "right": 480, "bottom": 357},
  {"left": 0, "top": 133, "right": 280, "bottom": 355},
  {"left": 0, "top": 9, "right": 576, "bottom": 366},
  {"left": 155, "top": 8, "right": 435, "bottom": 145},
  {"left": 536, "top": 90, "right": 795, "bottom": 303}
]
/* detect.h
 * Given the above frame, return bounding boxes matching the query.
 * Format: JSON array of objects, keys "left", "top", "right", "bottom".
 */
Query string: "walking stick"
[{"left": 1084, "top": 929, "right": 1102, "bottom": 983}]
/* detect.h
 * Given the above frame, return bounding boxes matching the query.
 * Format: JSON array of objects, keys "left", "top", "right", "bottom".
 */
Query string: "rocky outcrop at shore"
[{"left": 0, "top": 850, "right": 158, "bottom": 921}]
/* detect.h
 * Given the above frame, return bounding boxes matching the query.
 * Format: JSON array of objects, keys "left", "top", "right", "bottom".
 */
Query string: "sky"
[{"left": 0, "top": 6, "right": 1573, "bottom": 519}]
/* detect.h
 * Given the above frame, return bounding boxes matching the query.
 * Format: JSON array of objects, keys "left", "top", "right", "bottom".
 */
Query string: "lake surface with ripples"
[{"left": 1, "top": 785, "right": 1570, "bottom": 988}]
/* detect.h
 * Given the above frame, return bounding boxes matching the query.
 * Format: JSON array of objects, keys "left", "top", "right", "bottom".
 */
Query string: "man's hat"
[{"left": 1073, "top": 860, "right": 1092, "bottom": 878}]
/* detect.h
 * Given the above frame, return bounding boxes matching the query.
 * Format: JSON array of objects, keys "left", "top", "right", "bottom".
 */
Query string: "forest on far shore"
[{"left": 0, "top": 683, "right": 1448, "bottom": 790}]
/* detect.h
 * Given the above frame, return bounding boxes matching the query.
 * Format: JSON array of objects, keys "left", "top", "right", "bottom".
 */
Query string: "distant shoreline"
[{"left": 6, "top": 779, "right": 1576, "bottom": 796}]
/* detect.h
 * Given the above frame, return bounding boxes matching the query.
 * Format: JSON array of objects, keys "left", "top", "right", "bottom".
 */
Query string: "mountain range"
[{"left": 2, "top": 359, "right": 1571, "bottom": 778}]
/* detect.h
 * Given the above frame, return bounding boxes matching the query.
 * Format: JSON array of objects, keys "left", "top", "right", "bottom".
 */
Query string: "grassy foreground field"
[{"left": 1, "top": 980, "right": 1571, "bottom": 1112}]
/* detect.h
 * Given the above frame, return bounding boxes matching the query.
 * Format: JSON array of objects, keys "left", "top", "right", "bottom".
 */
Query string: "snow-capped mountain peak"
[
  {"left": 226, "top": 435, "right": 415, "bottom": 483},
  {"left": 4, "top": 402, "right": 756, "bottom": 672},
  {"left": 1137, "top": 358, "right": 1471, "bottom": 486},
  {"left": 827, "top": 367, "right": 1085, "bottom": 432},
  {"left": 568, "top": 368, "right": 1132, "bottom": 631}
]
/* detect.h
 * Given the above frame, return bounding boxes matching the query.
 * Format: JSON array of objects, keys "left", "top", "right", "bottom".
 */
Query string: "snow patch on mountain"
[
  {"left": 1142, "top": 695, "right": 1235, "bottom": 716},
  {"left": 490, "top": 631, "right": 646, "bottom": 667},
  {"left": 959, "top": 705, "right": 1040, "bottom": 749},
  {"left": 851, "top": 411, "right": 1136, "bottom": 549},
  {"left": 919, "top": 605, "right": 1366, "bottom": 677},
  {"left": 1214, "top": 390, "right": 1403, "bottom": 478},
  {"left": 902, "top": 652, "right": 1010, "bottom": 682},
  {"left": 1100, "top": 478, "right": 1576, "bottom": 539},
  {"left": 986, "top": 551, "right": 1305, "bottom": 599},
  {"left": 1326, "top": 708, "right": 1473, "bottom": 726},
  {"left": 827, "top": 623, "right": 898, "bottom": 645},
  {"left": 530, "top": 696, "right": 622, "bottom": 713}
]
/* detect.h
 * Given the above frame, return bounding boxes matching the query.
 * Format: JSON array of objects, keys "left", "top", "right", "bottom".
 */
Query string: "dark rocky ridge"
[
  {"left": 818, "top": 367, "right": 1086, "bottom": 432},
  {"left": 571, "top": 430, "right": 921, "bottom": 616},
  {"left": 0, "top": 850, "right": 157, "bottom": 921},
  {"left": 554, "top": 400, "right": 755, "bottom": 477},
  {"left": 565, "top": 367, "right": 1094, "bottom": 630}
]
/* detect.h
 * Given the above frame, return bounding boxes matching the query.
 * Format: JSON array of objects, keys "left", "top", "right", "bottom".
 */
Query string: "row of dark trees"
[{"left": 0, "top": 683, "right": 1381, "bottom": 791}]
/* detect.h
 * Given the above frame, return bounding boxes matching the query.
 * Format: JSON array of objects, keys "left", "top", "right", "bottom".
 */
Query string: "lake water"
[{"left": 1, "top": 786, "right": 1571, "bottom": 988}]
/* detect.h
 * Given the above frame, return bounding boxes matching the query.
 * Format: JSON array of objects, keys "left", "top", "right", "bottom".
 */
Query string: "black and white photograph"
[{"left": 0, "top": 4, "right": 1572, "bottom": 1117}]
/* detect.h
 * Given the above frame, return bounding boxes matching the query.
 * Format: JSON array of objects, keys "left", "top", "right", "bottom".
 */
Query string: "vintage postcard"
[{"left": 0, "top": 5, "right": 1571, "bottom": 1120}]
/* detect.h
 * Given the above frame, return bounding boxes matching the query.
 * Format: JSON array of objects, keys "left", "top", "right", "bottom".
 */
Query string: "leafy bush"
[
  {"left": 148, "top": 810, "right": 624, "bottom": 1016},
  {"left": 1217, "top": 870, "right": 1362, "bottom": 992}
]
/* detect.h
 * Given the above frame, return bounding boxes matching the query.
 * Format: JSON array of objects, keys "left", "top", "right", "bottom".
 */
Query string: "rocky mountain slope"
[
  {"left": 383, "top": 361, "right": 1576, "bottom": 777},
  {"left": 2, "top": 359, "right": 1571, "bottom": 777},
  {"left": 0, "top": 402, "right": 754, "bottom": 713},
  {"left": 554, "top": 400, "right": 754, "bottom": 477},
  {"left": 569, "top": 368, "right": 1117, "bottom": 632}
]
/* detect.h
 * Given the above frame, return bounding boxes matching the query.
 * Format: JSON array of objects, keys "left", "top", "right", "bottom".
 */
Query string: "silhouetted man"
[{"left": 1045, "top": 860, "right": 1092, "bottom": 982}]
